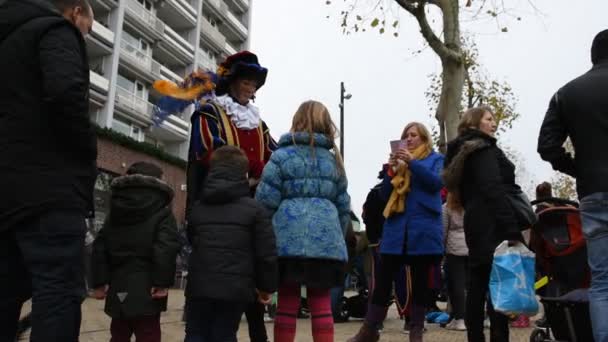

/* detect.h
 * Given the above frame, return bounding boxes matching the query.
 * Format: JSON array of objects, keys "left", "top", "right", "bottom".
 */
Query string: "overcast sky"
[{"left": 249, "top": 0, "right": 608, "bottom": 217}]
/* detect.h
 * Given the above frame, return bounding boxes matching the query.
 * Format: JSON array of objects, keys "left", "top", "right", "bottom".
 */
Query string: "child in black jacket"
[{"left": 185, "top": 146, "right": 278, "bottom": 341}]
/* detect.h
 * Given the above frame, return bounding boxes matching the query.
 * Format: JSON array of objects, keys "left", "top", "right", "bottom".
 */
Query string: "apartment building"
[{"left": 86, "top": 0, "right": 251, "bottom": 228}]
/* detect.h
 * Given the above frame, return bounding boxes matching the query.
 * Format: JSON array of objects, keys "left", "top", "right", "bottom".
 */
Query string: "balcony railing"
[
  {"left": 124, "top": 0, "right": 165, "bottom": 36},
  {"left": 197, "top": 49, "right": 217, "bottom": 71},
  {"left": 91, "top": 20, "right": 114, "bottom": 46},
  {"left": 120, "top": 39, "right": 162, "bottom": 77},
  {"left": 89, "top": 70, "right": 109, "bottom": 93},
  {"left": 173, "top": 0, "right": 197, "bottom": 18},
  {"left": 160, "top": 66, "right": 184, "bottom": 84},
  {"left": 200, "top": 17, "right": 226, "bottom": 50},
  {"left": 224, "top": 42, "right": 237, "bottom": 56},
  {"left": 164, "top": 25, "right": 194, "bottom": 56},
  {"left": 223, "top": 5, "right": 248, "bottom": 37},
  {"left": 115, "top": 86, "right": 154, "bottom": 120}
]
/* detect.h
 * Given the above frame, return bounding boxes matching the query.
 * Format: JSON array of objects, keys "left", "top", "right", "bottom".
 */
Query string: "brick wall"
[{"left": 96, "top": 137, "right": 187, "bottom": 224}]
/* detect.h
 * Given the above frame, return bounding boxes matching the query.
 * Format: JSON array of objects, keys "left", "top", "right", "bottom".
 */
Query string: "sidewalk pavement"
[{"left": 18, "top": 289, "right": 535, "bottom": 341}]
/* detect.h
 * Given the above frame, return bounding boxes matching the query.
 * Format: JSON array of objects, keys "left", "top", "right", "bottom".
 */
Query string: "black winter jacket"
[
  {"left": 538, "top": 61, "right": 608, "bottom": 198},
  {"left": 92, "top": 174, "right": 180, "bottom": 319},
  {"left": 0, "top": 0, "right": 97, "bottom": 230},
  {"left": 444, "top": 129, "right": 522, "bottom": 265},
  {"left": 187, "top": 164, "right": 278, "bottom": 303}
]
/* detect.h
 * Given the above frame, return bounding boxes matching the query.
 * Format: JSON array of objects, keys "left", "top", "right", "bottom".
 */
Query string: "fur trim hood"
[
  {"left": 442, "top": 129, "right": 495, "bottom": 195},
  {"left": 111, "top": 174, "right": 174, "bottom": 201}
]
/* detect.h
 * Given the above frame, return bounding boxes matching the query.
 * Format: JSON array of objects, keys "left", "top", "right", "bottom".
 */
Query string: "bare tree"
[{"left": 332, "top": 0, "right": 537, "bottom": 151}]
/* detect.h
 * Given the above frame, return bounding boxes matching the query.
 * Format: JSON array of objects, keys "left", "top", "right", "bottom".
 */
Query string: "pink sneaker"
[{"left": 510, "top": 314, "right": 530, "bottom": 328}]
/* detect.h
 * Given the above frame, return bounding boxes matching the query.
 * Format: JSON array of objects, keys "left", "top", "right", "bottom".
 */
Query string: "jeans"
[
  {"left": 466, "top": 262, "right": 509, "bottom": 342},
  {"left": 0, "top": 211, "right": 86, "bottom": 342},
  {"left": 445, "top": 254, "right": 468, "bottom": 320},
  {"left": 580, "top": 192, "right": 608, "bottom": 342},
  {"left": 184, "top": 297, "right": 247, "bottom": 342},
  {"left": 110, "top": 314, "right": 161, "bottom": 342}
]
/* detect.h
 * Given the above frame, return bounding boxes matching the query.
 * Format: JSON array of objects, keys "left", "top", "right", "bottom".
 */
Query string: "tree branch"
[{"left": 395, "top": 0, "right": 461, "bottom": 62}]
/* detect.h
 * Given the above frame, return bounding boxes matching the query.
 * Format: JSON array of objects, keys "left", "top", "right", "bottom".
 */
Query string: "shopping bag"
[{"left": 489, "top": 241, "right": 539, "bottom": 316}]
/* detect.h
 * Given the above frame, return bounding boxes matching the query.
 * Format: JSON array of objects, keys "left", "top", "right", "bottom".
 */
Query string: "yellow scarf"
[{"left": 383, "top": 144, "right": 432, "bottom": 218}]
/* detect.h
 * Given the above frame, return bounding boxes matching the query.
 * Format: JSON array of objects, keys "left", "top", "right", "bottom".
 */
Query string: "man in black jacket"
[
  {"left": 537, "top": 29, "right": 608, "bottom": 342},
  {"left": 0, "top": 0, "right": 96, "bottom": 340}
]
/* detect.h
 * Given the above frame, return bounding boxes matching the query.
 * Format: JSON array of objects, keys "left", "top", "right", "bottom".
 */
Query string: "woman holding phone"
[{"left": 349, "top": 122, "right": 444, "bottom": 342}]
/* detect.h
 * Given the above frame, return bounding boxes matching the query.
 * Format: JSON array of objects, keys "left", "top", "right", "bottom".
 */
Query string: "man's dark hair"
[
  {"left": 591, "top": 29, "right": 608, "bottom": 65},
  {"left": 126, "top": 161, "right": 164, "bottom": 179},
  {"left": 52, "top": 0, "right": 91, "bottom": 14},
  {"left": 536, "top": 181, "right": 553, "bottom": 200},
  {"left": 210, "top": 146, "right": 248, "bottom": 175}
]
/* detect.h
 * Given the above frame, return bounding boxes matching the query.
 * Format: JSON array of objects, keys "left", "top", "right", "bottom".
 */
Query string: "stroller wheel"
[{"left": 529, "top": 328, "right": 549, "bottom": 342}]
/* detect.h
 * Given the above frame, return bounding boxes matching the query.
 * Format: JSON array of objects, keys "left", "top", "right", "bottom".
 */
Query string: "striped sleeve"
[
  {"left": 189, "top": 104, "right": 226, "bottom": 164},
  {"left": 262, "top": 121, "right": 277, "bottom": 163}
]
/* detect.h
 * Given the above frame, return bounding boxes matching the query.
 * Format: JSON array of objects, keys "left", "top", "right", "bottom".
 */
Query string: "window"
[
  {"left": 137, "top": 0, "right": 153, "bottom": 11},
  {"left": 112, "top": 117, "right": 144, "bottom": 142}
]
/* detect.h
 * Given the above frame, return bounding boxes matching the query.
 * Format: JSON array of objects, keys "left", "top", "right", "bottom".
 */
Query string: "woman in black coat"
[{"left": 443, "top": 106, "right": 523, "bottom": 342}]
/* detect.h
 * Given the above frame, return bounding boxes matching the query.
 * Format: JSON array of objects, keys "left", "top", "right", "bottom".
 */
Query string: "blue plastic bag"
[{"left": 489, "top": 241, "right": 539, "bottom": 316}]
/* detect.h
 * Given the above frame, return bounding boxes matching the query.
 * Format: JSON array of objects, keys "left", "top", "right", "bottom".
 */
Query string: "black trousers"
[
  {"left": 0, "top": 211, "right": 86, "bottom": 342},
  {"left": 445, "top": 254, "right": 468, "bottom": 320},
  {"left": 185, "top": 298, "right": 247, "bottom": 342},
  {"left": 245, "top": 301, "right": 268, "bottom": 342},
  {"left": 371, "top": 254, "right": 438, "bottom": 307},
  {"left": 466, "top": 262, "right": 509, "bottom": 342}
]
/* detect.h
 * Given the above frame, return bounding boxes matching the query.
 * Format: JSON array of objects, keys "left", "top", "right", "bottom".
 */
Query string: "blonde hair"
[
  {"left": 401, "top": 122, "right": 433, "bottom": 151},
  {"left": 458, "top": 106, "right": 494, "bottom": 134},
  {"left": 290, "top": 100, "right": 345, "bottom": 174}
]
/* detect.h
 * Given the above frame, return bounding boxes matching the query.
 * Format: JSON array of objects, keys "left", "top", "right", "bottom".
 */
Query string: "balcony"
[
  {"left": 155, "top": 25, "right": 194, "bottom": 66},
  {"left": 119, "top": 39, "right": 162, "bottom": 82},
  {"left": 89, "top": 71, "right": 109, "bottom": 107},
  {"left": 221, "top": 3, "right": 248, "bottom": 41},
  {"left": 160, "top": 65, "right": 184, "bottom": 84},
  {"left": 114, "top": 86, "right": 154, "bottom": 126},
  {"left": 225, "top": 0, "right": 249, "bottom": 14},
  {"left": 147, "top": 114, "right": 189, "bottom": 142},
  {"left": 91, "top": 0, "right": 118, "bottom": 11},
  {"left": 156, "top": 0, "right": 196, "bottom": 30},
  {"left": 86, "top": 20, "right": 114, "bottom": 58},
  {"left": 224, "top": 41, "right": 237, "bottom": 56},
  {"left": 124, "top": 0, "right": 165, "bottom": 41},
  {"left": 197, "top": 49, "right": 217, "bottom": 72},
  {"left": 200, "top": 16, "right": 226, "bottom": 52},
  {"left": 90, "top": 71, "right": 110, "bottom": 93}
]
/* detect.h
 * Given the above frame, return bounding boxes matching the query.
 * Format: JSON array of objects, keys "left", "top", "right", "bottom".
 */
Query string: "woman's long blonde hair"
[{"left": 290, "top": 100, "right": 345, "bottom": 174}]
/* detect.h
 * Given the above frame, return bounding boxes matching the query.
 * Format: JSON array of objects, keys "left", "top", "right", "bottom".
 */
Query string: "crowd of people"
[{"left": 1, "top": 0, "right": 608, "bottom": 341}]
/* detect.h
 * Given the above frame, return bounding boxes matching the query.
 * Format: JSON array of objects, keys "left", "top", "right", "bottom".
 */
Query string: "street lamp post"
[{"left": 339, "top": 81, "right": 352, "bottom": 159}]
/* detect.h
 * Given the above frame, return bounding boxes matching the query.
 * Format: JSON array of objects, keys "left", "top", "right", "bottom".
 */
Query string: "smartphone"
[{"left": 390, "top": 139, "right": 406, "bottom": 154}]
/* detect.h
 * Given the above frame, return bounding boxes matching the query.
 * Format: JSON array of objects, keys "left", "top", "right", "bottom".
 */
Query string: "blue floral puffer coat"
[{"left": 255, "top": 132, "right": 351, "bottom": 262}]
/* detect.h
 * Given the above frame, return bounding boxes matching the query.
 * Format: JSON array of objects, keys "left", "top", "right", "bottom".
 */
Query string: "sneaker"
[
  {"left": 511, "top": 315, "right": 530, "bottom": 328},
  {"left": 446, "top": 319, "right": 467, "bottom": 331}
]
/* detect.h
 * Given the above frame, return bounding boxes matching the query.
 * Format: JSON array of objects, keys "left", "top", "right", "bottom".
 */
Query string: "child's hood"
[{"left": 108, "top": 174, "right": 174, "bottom": 224}]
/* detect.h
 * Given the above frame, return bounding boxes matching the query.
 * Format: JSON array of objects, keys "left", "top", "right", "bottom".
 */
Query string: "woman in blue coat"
[{"left": 349, "top": 122, "right": 444, "bottom": 342}]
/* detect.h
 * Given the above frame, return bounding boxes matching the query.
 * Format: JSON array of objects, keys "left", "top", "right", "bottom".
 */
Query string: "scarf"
[{"left": 383, "top": 144, "right": 432, "bottom": 218}]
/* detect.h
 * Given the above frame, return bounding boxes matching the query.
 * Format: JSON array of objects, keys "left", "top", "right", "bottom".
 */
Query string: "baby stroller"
[{"left": 529, "top": 198, "right": 593, "bottom": 342}]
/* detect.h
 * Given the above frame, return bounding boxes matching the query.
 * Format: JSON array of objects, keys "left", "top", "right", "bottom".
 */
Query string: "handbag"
[{"left": 506, "top": 185, "right": 537, "bottom": 230}]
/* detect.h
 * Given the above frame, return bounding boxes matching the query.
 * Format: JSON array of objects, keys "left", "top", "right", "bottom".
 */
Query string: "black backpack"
[{"left": 362, "top": 183, "right": 387, "bottom": 244}]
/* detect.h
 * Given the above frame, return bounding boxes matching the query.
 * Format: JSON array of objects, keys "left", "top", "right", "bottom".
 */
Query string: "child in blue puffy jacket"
[{"left": 255, "top": 100, "right": 351, "bottom": 342}]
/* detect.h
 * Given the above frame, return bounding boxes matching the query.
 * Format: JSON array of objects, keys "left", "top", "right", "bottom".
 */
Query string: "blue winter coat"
[
  {"left": 379, "top": 151, "right": 445, "bottom": 256},
  {"left": 255, "top": 132, "right": 351, "bottom": 262}
]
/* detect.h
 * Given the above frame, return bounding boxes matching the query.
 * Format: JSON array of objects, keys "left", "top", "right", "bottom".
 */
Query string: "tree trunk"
[
  {"left": 434, "top": 0, "right": 464, "bottom": 153},
  {"left": 436, "top": 58, "right": 465, "bottom": 152}
]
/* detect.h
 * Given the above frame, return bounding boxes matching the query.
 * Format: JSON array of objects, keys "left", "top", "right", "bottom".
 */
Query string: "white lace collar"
[{"left": 215, "top": 94, "right": 260, "bottom": 129}]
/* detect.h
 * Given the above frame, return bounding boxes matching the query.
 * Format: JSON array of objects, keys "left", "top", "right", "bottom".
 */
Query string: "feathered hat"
[{"left": 215, "top": 51, "right": 268, "bottom": 96}]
